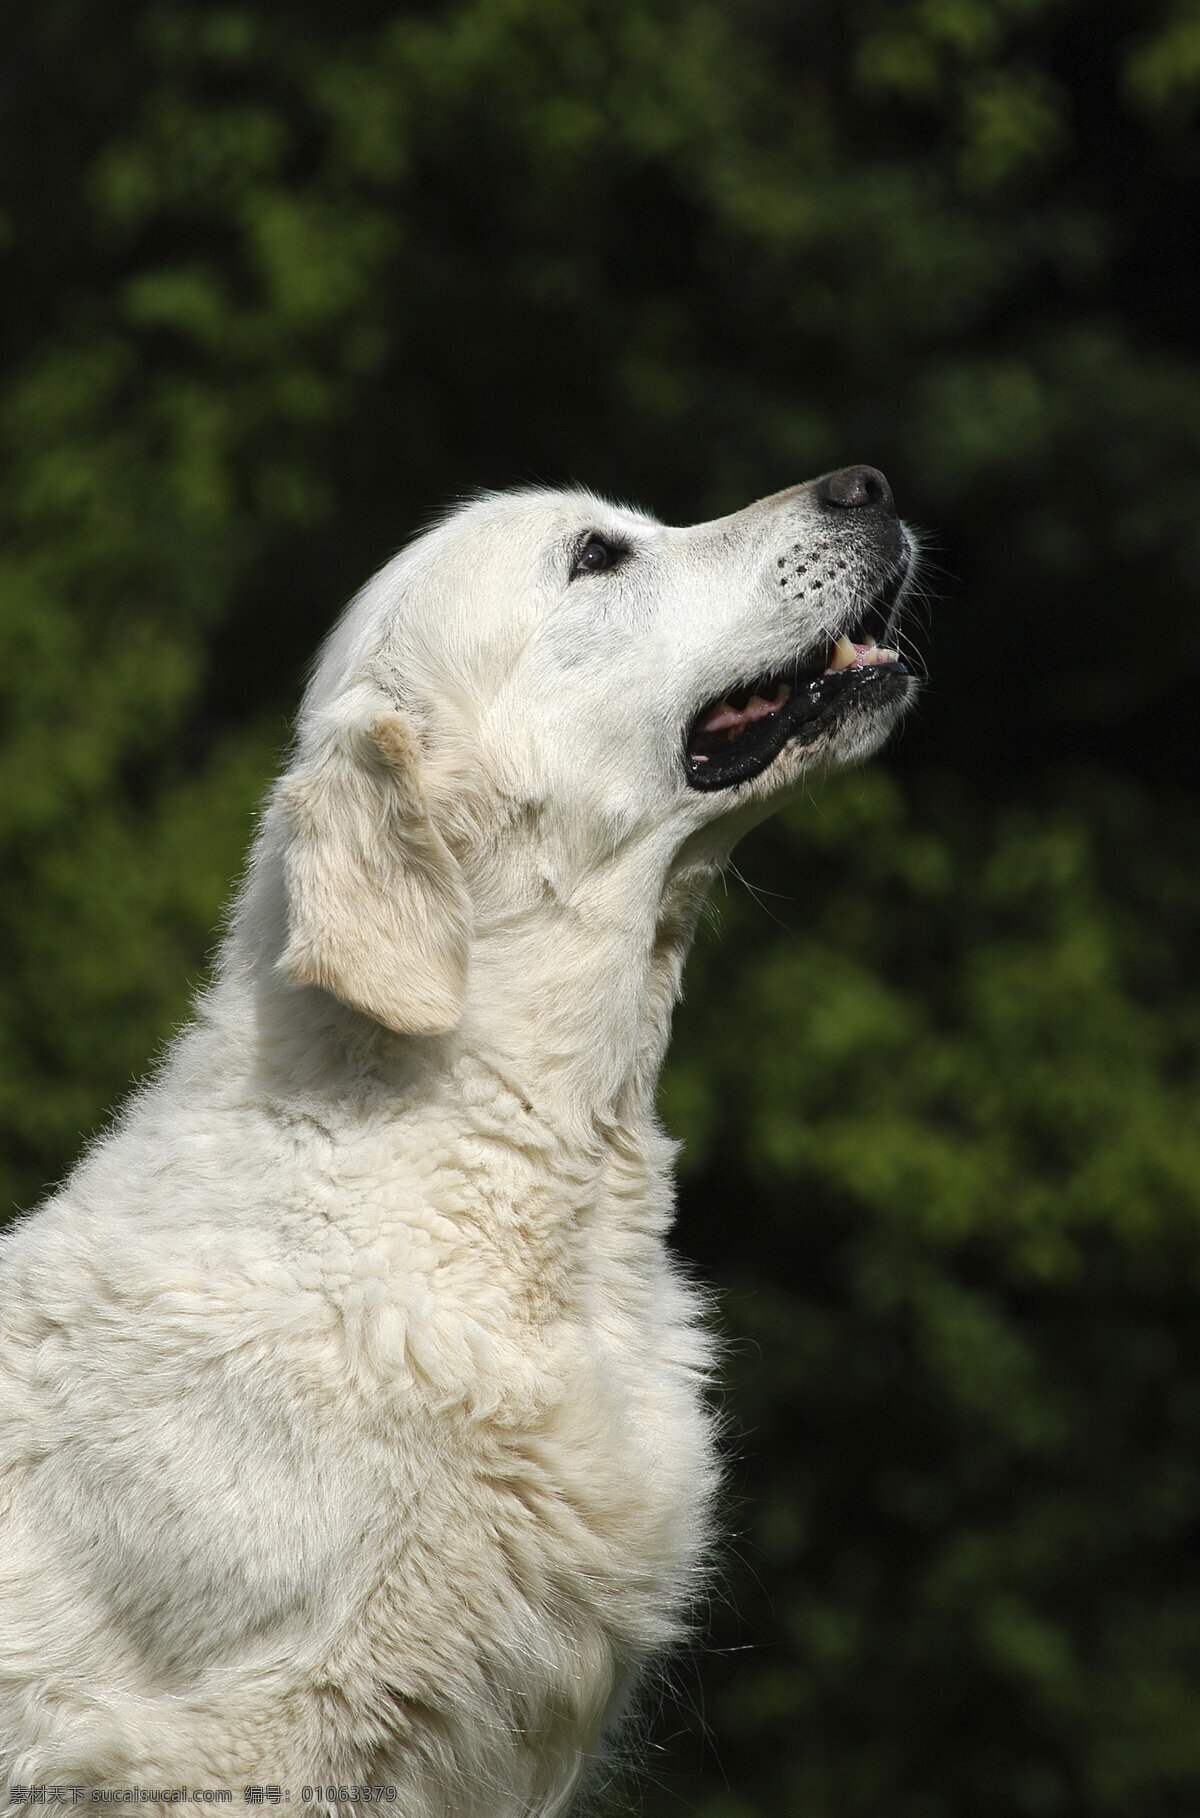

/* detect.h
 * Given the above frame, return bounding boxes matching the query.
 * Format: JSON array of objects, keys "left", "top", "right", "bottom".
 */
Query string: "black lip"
[{"left": 683, "top": 662, "right": 911, "bottom": 792}]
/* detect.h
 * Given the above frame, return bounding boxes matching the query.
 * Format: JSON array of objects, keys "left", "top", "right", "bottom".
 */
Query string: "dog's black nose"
[{"left": 813, "top": 465, "right": 895, "bottom": 515}]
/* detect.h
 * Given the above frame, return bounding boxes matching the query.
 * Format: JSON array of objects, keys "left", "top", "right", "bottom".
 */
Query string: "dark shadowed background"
[{"left": 4, "top": 2, "right": 1200, "bottom": 1812}]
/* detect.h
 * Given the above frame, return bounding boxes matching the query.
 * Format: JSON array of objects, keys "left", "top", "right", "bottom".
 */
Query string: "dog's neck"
[
  {"left": 213, "top": 826, "right": 716, "bottom": 1158},
  {"left": 456, "top": 845, "right": 716, "bottom": 1142}
]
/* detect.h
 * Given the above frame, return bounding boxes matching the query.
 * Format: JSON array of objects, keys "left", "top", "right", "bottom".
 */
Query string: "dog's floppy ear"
[{"left": 276, "top": 707, "right": 471, "bottom": 1035}]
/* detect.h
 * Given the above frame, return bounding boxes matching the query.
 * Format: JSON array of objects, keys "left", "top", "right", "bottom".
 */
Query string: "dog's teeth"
[
  {"left": 829, "top": 636, "right": 857, "bottom": 672},
  {"left": 863, "top": 636, "right": 878, "bottom": 649}
]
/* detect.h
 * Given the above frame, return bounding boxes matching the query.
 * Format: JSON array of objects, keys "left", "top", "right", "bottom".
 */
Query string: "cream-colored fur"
[{"left": 0, "top": 480, "right": 913, "bottom": 1811}]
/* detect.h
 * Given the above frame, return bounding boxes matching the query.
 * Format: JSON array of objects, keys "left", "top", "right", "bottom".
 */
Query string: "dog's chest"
[{"left": 318, "top": 1120, "right": 716, "bottom": 1747}]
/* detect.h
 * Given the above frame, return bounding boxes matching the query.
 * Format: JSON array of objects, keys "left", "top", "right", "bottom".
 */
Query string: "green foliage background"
[{"left": 4, "top": 1, "right": 1200, "bottom": 1811}]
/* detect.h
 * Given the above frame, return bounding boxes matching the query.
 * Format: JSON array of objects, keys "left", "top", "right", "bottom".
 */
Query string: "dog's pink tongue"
[{"left": 699, "top": 684, "right": 790, "bottom": 735}]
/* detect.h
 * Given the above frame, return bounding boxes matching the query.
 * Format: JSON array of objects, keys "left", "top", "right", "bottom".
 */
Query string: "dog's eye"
[{"left": 570, "top": 535, "right": 624, "bottom": 579}]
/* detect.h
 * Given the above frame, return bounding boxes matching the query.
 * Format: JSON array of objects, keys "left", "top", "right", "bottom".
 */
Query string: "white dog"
[{"left": 0, "top": 471, "right": 914, "bottom": 1812}]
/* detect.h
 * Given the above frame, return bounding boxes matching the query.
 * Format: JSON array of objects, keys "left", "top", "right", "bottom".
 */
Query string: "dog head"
[{"left": 273, "top": 475, "right": 917, "bottom": 1035}]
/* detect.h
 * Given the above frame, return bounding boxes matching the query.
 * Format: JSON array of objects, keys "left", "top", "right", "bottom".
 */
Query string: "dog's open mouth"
[{"left": 683, "top": 580, "right": 913, "bottom": 792}]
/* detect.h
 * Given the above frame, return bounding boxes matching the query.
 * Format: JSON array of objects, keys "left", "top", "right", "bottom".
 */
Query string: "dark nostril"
[{"left": 814, "top": 465, "right": 895, "bottom": 514}]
